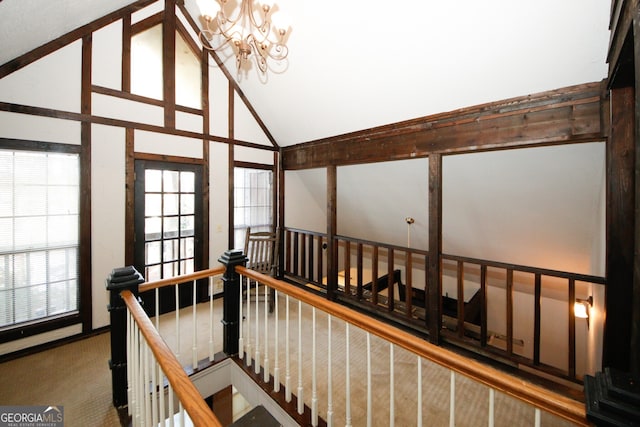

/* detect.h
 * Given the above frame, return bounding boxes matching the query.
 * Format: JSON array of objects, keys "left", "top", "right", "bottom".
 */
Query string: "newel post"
[
  {"left": 106, "top": 266, "right": 144, "bottom": 408},
  {"left": 218, "top": 249, "right": 247, "bottom": 356}
]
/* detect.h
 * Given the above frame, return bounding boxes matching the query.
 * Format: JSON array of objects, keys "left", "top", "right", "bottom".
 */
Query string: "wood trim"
[
  {"left": 125, "top": 128, "right": 135, "bottom": 266},
  {"left": 0, "top": 0, "right": 157, "bottom": 79},
  {"left": 0, "top": 138, "right": 81, "bottom": 153},
  {"left": 427, "top": 154, "right": 442, "bottom": 342},
  {"left": 233, "top": 160, "right": 274, "bottom": 170},
  {"left": 202, "top": 49, "right": 210, "bottom": 270},
  {"left": 633, "top": 4, "right": 640, "bottom": 377},
  {"left": 131, "top": 12, "right": 163, "bottom": 35},
  {"left": 122, "top": 14, "right": 132, "bottom": 93},
  {"left": 163, "top": 0, "right": 176, "bottom": 129},
  {"left": 80, "top": 34, "right": 93, "bottom": 333},
  {"left": 93, "top": 85, "right": 202, "bottom": 115},
  {"left": 133, "top": 152, "right": 203, "bottom": 164},
  {"left": 121, "top": 290, "right": 223, "bottom": 427},
  {"left": 0, "top": 101, "right": 276, "bottom": 151},
  {"left": 604, "top": 86, "right": 635, "bottom": 371},
  {"left": 607, "top": 0, "right": 638, "bottom": 80},
  {"left": 236, "top": 266, "right": 590, "bottom": 426},
  {"left": 0, "top": 313, "right": 82, "bottom": 344},
  {"left": 228, "top": 81, "right": 235, "bottom": 249},
  {"left": 326, "top": 165, "right": 337, "bottom": 301},
  {"left": 282, "top": 82, "right": 605, "bottom": 170}
]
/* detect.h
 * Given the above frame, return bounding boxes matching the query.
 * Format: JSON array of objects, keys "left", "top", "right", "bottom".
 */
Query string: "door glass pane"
[{"left": 138, "top": 162, "right": 200, "bottom": 283}]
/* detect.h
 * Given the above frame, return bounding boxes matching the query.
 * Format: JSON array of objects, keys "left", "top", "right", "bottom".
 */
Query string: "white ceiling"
[{"left": 0, "top": 0, "right": 611, "bottom": 147}]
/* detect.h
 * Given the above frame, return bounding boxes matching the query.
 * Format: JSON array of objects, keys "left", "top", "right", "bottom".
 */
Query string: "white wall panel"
[
  {"left": 284, "top": 169, "right": 326, "bottom": 233},
  {"left": 0, "top": 41, "right": 81, "bottom": 112},
  {"left": 92, "top": 93, "right": 164, "bottom": 126},
  {"left": 91, "top": 124, "right": 126, "bottom": 329},
  {"left": 134, "top": 129, "right": 202, "bottom": 158},
  {"left": 92, "top": 20, "right": 123, "bottom": 90},
  {"left": 0, "top": 112, "right": 81, "bottom": 144}
]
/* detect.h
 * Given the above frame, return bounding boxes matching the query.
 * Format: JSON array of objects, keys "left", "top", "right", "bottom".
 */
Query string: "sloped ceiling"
[{"left": 0, "top": 0, "right": 611, "bottom": 147}]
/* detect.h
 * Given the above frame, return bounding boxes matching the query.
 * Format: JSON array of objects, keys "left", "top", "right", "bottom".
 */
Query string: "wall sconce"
[{"left": 574, "top": 296, "right": 593, "bottom": 328}]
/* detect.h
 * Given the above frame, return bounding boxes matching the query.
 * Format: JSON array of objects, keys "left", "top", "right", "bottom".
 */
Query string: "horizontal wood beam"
[{"left": 282, "top": 82, "right": 607, "bottom": 170}]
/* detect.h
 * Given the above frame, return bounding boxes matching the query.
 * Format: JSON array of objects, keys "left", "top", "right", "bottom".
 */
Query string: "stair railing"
[
  {"left": 237, "top": 265, "right": 590, "bottom": 426},
  {"left": 121, "top": 288, "right": 222, "bottom": 427}
]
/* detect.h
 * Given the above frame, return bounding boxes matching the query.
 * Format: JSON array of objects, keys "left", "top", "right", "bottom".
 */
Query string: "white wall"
[{"left": 284, "top": 168, "right": 326, "bottom": 233}]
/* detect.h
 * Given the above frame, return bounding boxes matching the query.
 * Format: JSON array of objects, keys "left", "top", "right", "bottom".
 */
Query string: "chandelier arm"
[{"left": 199, "top": 27, "right": 235, "bottom": 52}]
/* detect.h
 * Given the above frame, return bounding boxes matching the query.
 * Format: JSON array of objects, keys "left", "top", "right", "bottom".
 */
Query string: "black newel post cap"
[
  {"left": 218, "top": 249, "right": 248, "bottom": 266},
  {"left": 106, "top": 266, "right": 145, "bottom": 290}
]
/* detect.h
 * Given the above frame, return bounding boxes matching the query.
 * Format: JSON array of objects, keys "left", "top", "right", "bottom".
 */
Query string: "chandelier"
[{"left": 196, "top": 0, "right": 290, "bottom": 77}]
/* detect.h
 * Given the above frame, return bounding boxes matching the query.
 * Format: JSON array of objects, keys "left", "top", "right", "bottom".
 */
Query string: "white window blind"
[
  {"left": 0, "top": 149, "right": 80, "bottom": 328},
  {"left": 234, "top": 167, "right": 273, "bottom": 246}
]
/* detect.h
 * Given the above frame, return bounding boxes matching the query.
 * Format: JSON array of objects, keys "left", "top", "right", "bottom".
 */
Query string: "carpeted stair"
[{"left": 584, "top": 367, "right": 640, "bottom": 426}]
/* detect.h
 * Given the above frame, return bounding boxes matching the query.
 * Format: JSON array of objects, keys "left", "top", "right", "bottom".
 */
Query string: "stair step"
[
  {"left": 604, "top": 367, "right": 640, "bottom": 407},
  {"left": 584, "top": 375, "right": 637, "bottom": 427},
  {"left": 229, "top": 405, "right": 280, "bottom": 427},
  {"left": 596, "top": 372, "right": 640, "bottom": 422}
]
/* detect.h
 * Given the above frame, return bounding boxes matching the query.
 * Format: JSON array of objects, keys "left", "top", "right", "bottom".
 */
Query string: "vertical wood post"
[
  {"left": 427, "top": 154, "right": 443, "bottom": 343},
  {"left": 219, "top": 249, "right": 247, "bottom": 356},
  {"left": 605, "top": 86, "right": 635, "bottom": 371},
  {"left": 327, "top": 165, "right": 338, "bottom": 301}
]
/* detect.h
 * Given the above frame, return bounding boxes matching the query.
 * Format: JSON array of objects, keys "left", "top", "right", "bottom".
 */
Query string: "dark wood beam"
[
  {"left": 604, "top": 86, "right": 635, "bottom": 371},
  {"left": 607, "top": 0, "right": 639, "bottom": 86},
  {"left": 327, "top": 165, "right": 337, "bottom": 301},
  {"left": 282, "top": 82, "right": 606, "bottom": 170},
  {"left": 80, "top": 34, "right": 93, "bottom": 333},
  {"left": 632, "top": 6, "right": 640, "bottom": 377},
  {"left": 163, "top": 0, "right": 176, "bottom": 128},
  {"left": 427, "top": 154, "right": 442, "bottom": 343}
]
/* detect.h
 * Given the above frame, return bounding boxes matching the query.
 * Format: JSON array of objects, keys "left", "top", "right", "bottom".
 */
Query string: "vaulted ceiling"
[{"left": 0, "top": 0, "right": 611, "bottom": 147}]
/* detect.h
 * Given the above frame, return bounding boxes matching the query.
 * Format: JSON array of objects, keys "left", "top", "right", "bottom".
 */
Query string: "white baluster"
[
  {"left": 179, "top": 401, "right": 185, "bottom": 427},
  {"left": 246, "top": 278, "right": 252, "bottom": 367},
  {"left": 326, "top": 315, "right": 333, "bottom": 427},
  {"left": 143, "top": 341, "right": 150, "bottom": 426},
  {"left": 488, "top": 388, "right": 495, "bottom": 427},
  {"left": 151, "top": 350, "right": 158, "bottom": 427},
  {"left": 450, "top": 371, "right": 455, "bottom": 427},
  {"left": 345, "top": 323, "right": 352, "bottom": 427},
  {"left": 134, "top": 324, "right": 140, "bottom": 425},
  {"left": 285, "top": 295, "right": 291, "bottom": 402},
  {"left": 239, "top": 276, "right": 244, "bottom": 360},
  {"left": 126, "top": 311, "right": 132, "bottom": 417},
  {"left": 209, "top": 276, "right": 214, "bottom": 362},
  {"left": 168, "top": 383, "right": 174, "bottom": 427},
  {"left": 417, "top": 356, "right": 422, "bottom": 427},
  {"left": 390, "top": 343, "right": 394, "bottom": 427},
  {"left": 175, "top": 284, "right": 180, "bottom": 360},
  {"left": 192, "top": 279, "right": 198, "bottom": 369},
  {"left": 367, "top": 332, "right": 372, "bottom": 427},
  {"left": 155, "top": 288, "right": 160, "bottom": 331},
  {"left": 297, "top": 300, "right": 304, "bottom": 415},
  {"left": 159, "top": 368, "right": 165, "bottom": 427},
  {"left": 255, "top": 281, "right": 260, "bottom": 375},
  {"left": 534, "top": 408, "right": 541, "bottom": 427},
  {"left": 273, "top": 290, "right": 280, "bottom": 392},
  {"left": 312, "top": 307, "right": 318, "bottom": 426},
  {"left": 264, "top": 284, "right": 269, "bottom": 382}
]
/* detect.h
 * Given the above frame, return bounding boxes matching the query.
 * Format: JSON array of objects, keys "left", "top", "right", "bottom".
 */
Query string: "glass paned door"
[{"left": 134, "top": 161, "right": 203, "bottom": 315}]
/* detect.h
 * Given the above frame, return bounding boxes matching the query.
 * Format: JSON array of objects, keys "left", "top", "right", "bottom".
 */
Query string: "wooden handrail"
[
  {"left": 121, "top": 290, "right": 222, "bottom": 427},
  {"left": 139, "top": 266, "right": 226, "bottom": 292},
  {"left": 236, "top": 266, "right": 590, "bottom": 426}
]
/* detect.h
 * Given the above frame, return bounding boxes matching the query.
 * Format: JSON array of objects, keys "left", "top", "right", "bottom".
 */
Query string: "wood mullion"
[{"left": 122, "top": 14, "right": 131, "bottom": 92}]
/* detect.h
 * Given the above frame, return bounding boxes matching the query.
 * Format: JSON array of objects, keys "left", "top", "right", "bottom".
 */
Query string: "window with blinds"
[
  {"left": 0, "top": 149, "right": 80, "bottom": 328},
  {"left": 234, "top": 167, "right": 274, "bottom": 247}
]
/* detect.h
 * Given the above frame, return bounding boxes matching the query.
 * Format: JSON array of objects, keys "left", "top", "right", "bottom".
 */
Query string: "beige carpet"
[{"left": 0, "top": 332, "right": 120, "bottom": 427}]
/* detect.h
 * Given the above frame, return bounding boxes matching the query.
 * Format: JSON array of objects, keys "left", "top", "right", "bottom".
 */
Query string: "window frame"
[
  {"left": 232, "top": 161, "right": 276, "bottom": 250},
  {"left": 0, "top": 139, "right": 85, "bottom": 344}
]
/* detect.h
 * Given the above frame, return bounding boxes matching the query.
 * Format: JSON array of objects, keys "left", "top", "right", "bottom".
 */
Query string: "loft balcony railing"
[
  {"left": 108, "top": 250, "right": 590, "bottom": 426},
  {"left": 282, "top": 227, "right": 606, "bottom": 383}
]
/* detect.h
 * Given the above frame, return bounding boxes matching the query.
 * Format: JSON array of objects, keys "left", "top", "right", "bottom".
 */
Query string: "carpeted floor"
[{"left": 0, "top": 332, "right": 120, "bottom": 427}]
